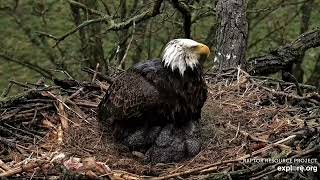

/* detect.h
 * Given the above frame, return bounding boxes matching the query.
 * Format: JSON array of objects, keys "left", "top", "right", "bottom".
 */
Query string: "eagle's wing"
[{"left": 98, "top": 71, "right": 160, "bottom": 123}]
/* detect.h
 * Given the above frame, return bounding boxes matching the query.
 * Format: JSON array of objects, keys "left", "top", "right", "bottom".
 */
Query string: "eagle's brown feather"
[
  {"left": 98, "top": 59, "right": 207, "bottom": 163},
  {"left": 98, "top": 39, "right": 209, "bottom": 163}
]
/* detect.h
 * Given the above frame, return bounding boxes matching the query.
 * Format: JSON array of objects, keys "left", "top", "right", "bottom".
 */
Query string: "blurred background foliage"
[{"left": 0, "top": 0, "right": 319, "bottom": 94}]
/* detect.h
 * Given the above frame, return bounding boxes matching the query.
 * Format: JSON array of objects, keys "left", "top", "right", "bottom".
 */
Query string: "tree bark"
[{"left": 215, "top": 0, "right": 248, "bottom": 71}]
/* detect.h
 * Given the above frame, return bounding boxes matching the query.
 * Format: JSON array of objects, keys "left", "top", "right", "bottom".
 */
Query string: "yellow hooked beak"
[{"left": 195, "top": 43, "right": 210, "bottom": 58}]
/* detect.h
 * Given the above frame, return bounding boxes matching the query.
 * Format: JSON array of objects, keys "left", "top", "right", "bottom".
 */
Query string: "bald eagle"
[{"left": 98, "top": 39, "right": 210, "bottom": 163}]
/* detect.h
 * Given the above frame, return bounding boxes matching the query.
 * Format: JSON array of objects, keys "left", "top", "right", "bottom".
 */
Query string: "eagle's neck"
[{"left": 162, "top": 60, "right": 203, "bottom": 79}]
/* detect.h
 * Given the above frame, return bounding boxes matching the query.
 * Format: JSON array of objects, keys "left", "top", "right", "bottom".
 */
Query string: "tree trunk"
[{"left": 215, "top": 0, "right": 248, "bottom": 71}]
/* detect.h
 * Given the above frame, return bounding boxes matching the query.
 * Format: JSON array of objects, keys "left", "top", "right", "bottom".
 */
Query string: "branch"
[
  {"left": 54, "top": 0, "right": 163, "bottom": 46},
  {"left": 81, "top": 67, "right": 114, "bottom": 84},
  {"left": 1, "top": 7, "right": 65, "bottom": 70},
  {"left": 191, "top": 11, "right": 215, "bottom": 24},
  {"left": 0, "top": 160, "right": 46, "bottom": 177},
  {"left": 68, "top": 0, "right": 104, "bottom": 16},
  {"left": 0, "top": 53, "right": 53, "bottom": 79},
  {"left": 35, "top": 31, "right": 58, "bottom": 40},
  {"left": 248, "top": 10, "right": 300, "bottom": 49},
  {"left": 53, "top": 17, "right": 109, "bottom": 47},
  {"left": 118, "top": 22, "right": 135, "bottom": 69},
  {"left": 171, "top": 0, "right": 192, "bottom": 38},
  {"left": 248, "top": 29, "right": 320, "bottom": 75},
  {"left": 103, "top": 0, "right": 163, "bottom": 31}
]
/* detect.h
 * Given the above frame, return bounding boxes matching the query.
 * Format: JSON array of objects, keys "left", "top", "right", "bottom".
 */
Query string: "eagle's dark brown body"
[{"left": 98, "top": 59, "right": 207, "bottom": 163}]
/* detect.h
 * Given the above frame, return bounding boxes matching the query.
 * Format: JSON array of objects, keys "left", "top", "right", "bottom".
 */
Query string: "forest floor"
[{"left": 0, "top": 68, "right": 319, "bottom": 179}]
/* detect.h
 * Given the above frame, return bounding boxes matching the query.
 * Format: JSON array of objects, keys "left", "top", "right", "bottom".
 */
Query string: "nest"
[{"left": 0, "top": 68, "right": 319, "bottom": 179}]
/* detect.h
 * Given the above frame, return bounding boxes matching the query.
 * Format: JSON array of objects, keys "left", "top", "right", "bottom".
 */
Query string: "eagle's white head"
[{"left": 162, "top": 39, "right": 210, "bottom": 76}]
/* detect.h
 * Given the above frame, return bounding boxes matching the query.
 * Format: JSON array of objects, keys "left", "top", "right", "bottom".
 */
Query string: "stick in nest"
[
  {"left": 92, "top": 63, "right": 100, "bottom": 83},
  {"left": 0, "top": 160, "right": 10, "bottom": 172},
  {"left": 0, "top": 160, "right": 45, "bottom": 177},
  {"left": 227, "top": 122, "right": 291, "bottom": 150}
]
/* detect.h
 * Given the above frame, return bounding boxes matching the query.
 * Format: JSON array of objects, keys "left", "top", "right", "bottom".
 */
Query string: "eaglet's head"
[{"left": 162, "top": 39, "right": 210, "bottom": 76}]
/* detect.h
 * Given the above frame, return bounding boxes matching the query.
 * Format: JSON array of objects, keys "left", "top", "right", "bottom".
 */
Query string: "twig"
[
  {"left": 53, "top": 17, "right": 109, "bottom": 47},
  {"left": 110, "top": 66, "right": 125, "bottom": 72},
  {"left": 305, "top": 115, "right": 320, "bottom": 120},
  {"left": 75, "top": 101, "right": 98, "bottom": 108},
  {"left": 29, "top": 108, "right": 38, "bottom": 126},
  {"left": 0, "top": 53, "right": 53, "bottom": 79},
  {"left": 47, "top": 91, "right": 83, "bottom": 119},
  {"left": 57, "top": 113, "right": 78, "bottom": 126},
  {"left": 50, "top": 69, "right": 74, "bottom": 79},
  {"left": 35, "top": 31, "right": 58, "bottom": 40},
  {"left": 54, "top": 0, "right": 163, "bottom": 47},
  {"left": 69, "top": 87, "right": 84, "bottom": 100},
  {"left": 118, "top": 22, "right": 135, "bottom": 69},
  {"left": 1, "top": 82, "right": 13, "bottom": 98},
  {"left": 1, "top": 105, "right": 51, "bottom": 121},
  {"left": 250, "top": 75, "right": 316, "bottom": 90},
  {"left": 81, "top": 67, "right": 114, "bottom": 84},
  {"left": 0, "top": 160, "right": 45, "bottom": 177},
  {"left": 262, "top": 86, "right": 320, "bottom": 105},
  {"left": 0, "top": 125, "right": 33, "bottom": 141},
  {"left": 9, "top": 80, "right": 31, "bottom": 89},
  {"left": 251, "top": 146, "right": 320, "bottom": 179},
  {"left": 227, "top": 122, "right": 291, "bottom": 150},
  {"left": 57, "top": 96, "right": 69, "bottom": 130},
  {"left": 0, "top": 160, "right": 10, "bottom": 171},
  {"left": 109, "top": 170, "right": 142, "bottom": 180},
  {"left": 229, "top": 122, "right": 240, "bottom": 143},
  {"left": 92, "top": 63, "right": 100, "bottom": 83},
  {"left": 3, "top": 123, "right": 42, "bottom": 140},
  {"left": 0, "top": 137, "right": 16, "bottom": 148},
  {"left": 68, "top": 0, "right": 104, "bottom": 16},
  {"left": 282, "top": 72, "right": 303, "bottom": 96}
]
